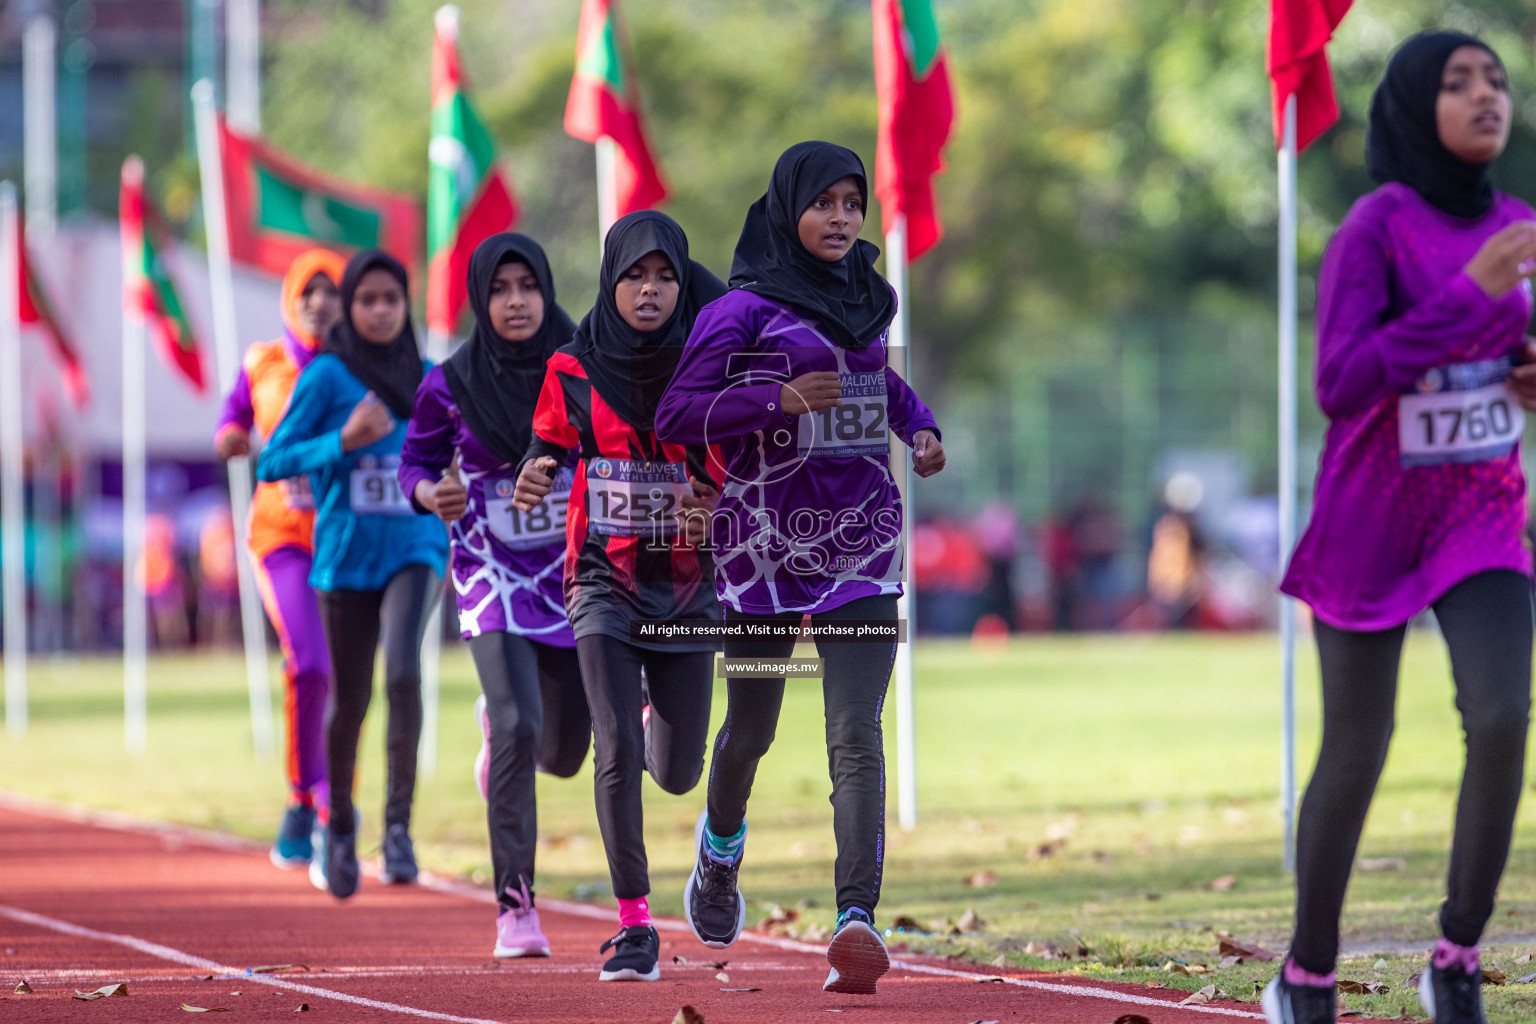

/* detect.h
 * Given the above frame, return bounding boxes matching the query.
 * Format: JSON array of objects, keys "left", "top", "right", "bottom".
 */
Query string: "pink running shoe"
[
  {"left": 494, "top": 879, "right": 551, "bottom": 958},
  {"left": 473, "top": 694, "right": 490, "bottom": 802}
]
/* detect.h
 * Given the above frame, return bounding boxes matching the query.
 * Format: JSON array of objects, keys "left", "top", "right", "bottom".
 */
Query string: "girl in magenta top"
[{"left": 1267, "top": 32, "right": 1536, "bottom": 1024}]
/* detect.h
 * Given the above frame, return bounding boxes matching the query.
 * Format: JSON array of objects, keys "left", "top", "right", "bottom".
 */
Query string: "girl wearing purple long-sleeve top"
[
  {"left": 1265, "top": 33, "right": 1536, "bottom": 1024},
  {"left": 399, "top": 234, "right": 591, "bottom": 960},
  {"left": 654, "top": 142, "right": 945, "bottom": 995}
]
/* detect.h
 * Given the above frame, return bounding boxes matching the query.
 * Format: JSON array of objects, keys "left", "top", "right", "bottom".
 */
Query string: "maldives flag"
[
  {"left": 873, "top": 0, "right": 955, "bottom": 262},
  {"left": 120, "top": 156, "right": 208, "bottom": 394},
  {"left": 428, "top": 5, "right": 519, "bottom": 336},
  {"left": 218, "top": 117, "right": 422, "bottom": 278},
  {"left": 1268, "top": 0, "right": 1353, "bottom": 151},
  {"left": 15, "top": 211, "right": 89, "bottom": 407},
  {"left": 564, "top": 0, "right": 668, "bottom": 217}
]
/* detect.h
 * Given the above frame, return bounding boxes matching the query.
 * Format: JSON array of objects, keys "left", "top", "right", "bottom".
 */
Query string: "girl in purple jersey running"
[
  {"left": 655, "top": 141, "right": 944, "bottom": 995},
  {"left": 400, "top": 234, "right": 591, "bottom": 961},
  {"left": 1264, "top": 32, "right": 1536, "bottom": 1024}
]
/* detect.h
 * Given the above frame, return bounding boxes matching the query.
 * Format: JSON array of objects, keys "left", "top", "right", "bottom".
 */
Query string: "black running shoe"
[
  {"left": 379, "top": 823, "right": 418, "bottom": 885},
  {"left": 1419, "top": 960, "right": 1486, "bottom": 1024},
  {"left": 598, "top": 925, "right": 661, "bottom": 982},
  {"left": 1261, "top": 974, "right": 1335, "bottom": 1024},
  {"left": 823, "top": 908, "right": 890, "bottom": 994},
  {"left": 324, "top": 825, "right": 360, "bottom": 899},
  {"left": 684, "top": 811, "right": 746, "bottom": 948}
]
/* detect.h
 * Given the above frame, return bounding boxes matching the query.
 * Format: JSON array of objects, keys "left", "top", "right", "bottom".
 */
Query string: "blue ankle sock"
[
  {"left": 704, "top": 817, "right": 747, "bottom": 863},
  {"left": 837, "top": 907, "right": 874, "bottom": 930}
]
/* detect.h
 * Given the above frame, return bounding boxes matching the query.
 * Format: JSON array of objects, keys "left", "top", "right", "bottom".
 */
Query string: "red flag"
[
  {"left": 120, "top": 156, "right": 209, "bottom": 394},
  {"left": 218, "top": 117, "right": 423, "bottom": 278},
  {"left": 15, "top": 213, "right": 89, "bottom": 407},
  {"left": 873, "top": 0, "right": 955, "bottom": 261},
  {"left": 428, "top": 6, "right": 519, "bottom": 336},
  {"left": 1268, "top": 0, "right": 1354, "bottom": 152},
  {"left": 564, "top": 0, "right": 669, "bottom": 217}
]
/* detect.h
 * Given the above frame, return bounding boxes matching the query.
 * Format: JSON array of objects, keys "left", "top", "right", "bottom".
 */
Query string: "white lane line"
[
  {"left": 0, "top": 904, "right": 510, "bottom": 1024},
  {"left": 3, "top": 791, "right": 1265, "bottom": 1019}
]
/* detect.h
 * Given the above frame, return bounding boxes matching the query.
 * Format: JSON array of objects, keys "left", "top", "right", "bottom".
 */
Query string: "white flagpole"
[
  {"left": 122, "top": 158, "right": 149, "bottom": 755},
  {"left": 596, "top": 137, "right": 618, "bottom": 251},
  {"left": 1278, "top": 94, "right": 1299, "bottom": 874},
  {"left": 226, "top": 0, "right": 261, "bottom": 134},
  {"left": 0, "top": 183, "right": 27, "bottom": 738},
  {"left": 885, "top": 214, "right": 918, "bottom": 831},
  {"left": 23, "top": 15, "right": 57, "bottom": 242},
  {"left": 193, "top": 80, "right": 276, "bottom": 757}
]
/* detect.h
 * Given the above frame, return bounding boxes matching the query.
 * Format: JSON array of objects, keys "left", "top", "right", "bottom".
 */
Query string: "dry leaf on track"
[
  {"left": 672, "top": 1006, "right": 706, "bottom": 1024},
  {"left": 14, "top": 979, "right": 32, "bottom": 994},
  {"left": 715, "top": 972, "right": 730, "bottom": 983},
  {"left": 251, "top": 964, "right": 310, "bottom": 974},
  {"left": 721, "top": 987, "right": 761, "bottom": 992},
  {"left": 294, "top": 1005, "right": 310, "bottom": 1013},
  {"left": 1179, "top": 984, "right": 1218, "bottom": 1005},
  {"left": 1114, "top": 1016, "right": 1153, "bottom": 1024},
  {"left": 181, "top": 1005, "right": 230, "bottom": 1013},
  {"left": 1144, "top": 981, "right": 1167, "bottom": 990},
  {"left": 672, "top": 955, "right": 689, "bottom": 966},
  {"left": 73, "top": 983, "right": 128, "bottom": 1000}
]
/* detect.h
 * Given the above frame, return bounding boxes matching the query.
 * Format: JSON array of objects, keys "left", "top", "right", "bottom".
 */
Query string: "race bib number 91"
[
  {"left": 796, "top": 371, "right": 890, "bottom": 458},
  {"left": 587, "top": 459, "right": 692, "bottom": 538},
  {"left": 485, "top": 469, "right": 572, "bottom": 549},
  {"left": 350, "top": 455, "right": 412, "bottom": 515},
  {"left": 1398, "top": 358, "right": 1524, "bottom": 467}
]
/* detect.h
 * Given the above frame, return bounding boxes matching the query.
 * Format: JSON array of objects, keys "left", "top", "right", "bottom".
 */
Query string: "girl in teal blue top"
[{"left": 257, "top": 250, "right": 448, "bottom": 901}]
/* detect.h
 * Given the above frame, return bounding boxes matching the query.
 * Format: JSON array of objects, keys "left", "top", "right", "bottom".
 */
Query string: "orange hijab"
[{"left": 281, "top": 249, "right": 349, "bottom": 350}]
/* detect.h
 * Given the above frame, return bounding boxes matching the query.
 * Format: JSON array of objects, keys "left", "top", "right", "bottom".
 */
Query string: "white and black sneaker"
[
  {"left": 1418, "top": 960, "right": 1486, "bottom": 1024},
  {"left": 684, "top": 811, "right": 746, "bottom": 948},
  {"left": 823, "top": 908, "right": 890, "bottom": 994},
  {"left": 598, "top": 925, "right": 661, "bottom": 982},
  {"left": 1261, "top": 974, "right": 1336, "bottom": 1024}
]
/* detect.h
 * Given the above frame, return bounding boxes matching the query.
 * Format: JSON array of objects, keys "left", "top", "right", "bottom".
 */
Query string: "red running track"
[{"left": 0, "top": 792, "right": 1366, "bottom": 1024}]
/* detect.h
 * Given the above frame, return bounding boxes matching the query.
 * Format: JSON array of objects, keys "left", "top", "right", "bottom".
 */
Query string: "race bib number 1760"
[{"left": 1398, "top": 358, "right": 1524, "bottom": 467}]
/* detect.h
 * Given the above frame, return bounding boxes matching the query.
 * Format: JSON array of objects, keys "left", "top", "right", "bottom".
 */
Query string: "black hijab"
[
  {"left": 1367, "top": 31, "right": 1503, "bottom": 220},
  {"left": 730, "top": 141, "right": 896, "bottom": 350},
  {"left": 566, "top": 210, "right": 726, "bottom": 432},
  {"left": 443, "top": 234, "right": 575, "bottom": 465},
  {"left": 322, "top": 250, "right": 423, "bottom": 419}
]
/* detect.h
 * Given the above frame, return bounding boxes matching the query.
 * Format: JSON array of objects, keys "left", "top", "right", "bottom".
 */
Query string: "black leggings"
[
  {"left": 1291, "top": 570, "right": 1532, "bottom": 973},
  {"left": 577, "top": 633, "right": 714, "bottom": 900},
  {"left": 467, "top": 631, "right": 591, "bottom": 910},
  {"left": 707, "top": 594, "right": 897, "bottom": 916},
  {"left": 317, "top": 563, "right": 440, "bottom": 837}
]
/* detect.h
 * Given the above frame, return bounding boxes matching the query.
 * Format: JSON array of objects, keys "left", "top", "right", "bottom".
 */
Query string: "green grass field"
[{"left": 4, "top": 633, "right": 1536, "bottom": 1021}]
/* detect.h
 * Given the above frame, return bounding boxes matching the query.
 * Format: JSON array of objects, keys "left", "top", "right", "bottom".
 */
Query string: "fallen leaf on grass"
[
  {"left": 1023, "top": 941, "right": 1060, "bottom": 959},
  {"left": 958, "top": 908, "right": 985, "bottom": 932},
  {"left": 73, "top": 983, "right": 129, "bottom": 1000},
  {"left": 1144, "top": 892, "right": 1162, "bottom": 901},
  {"left": 1373, "top": 959, "right": 1388, "bottom": 971},
  {"left": 1336, "top": 995, "right": 1358, "bottom": 1018},
  {"left": 1162, "top": 961, "right": 1190, "bottom": 976},
  {"left": 1114, "top": 1016, "right": 1153, "bottom": 1024},
  {"left": 964, "top": 870, "right": 999, "bottom": 888},
  {"left": 1208, "top": 875, "right": 1237, "bottom": 892},
  {"left": 1482, "top": 968, "right": 1506, "bottom": 986},
  {"left": 715, "top": 972, "right": 730, "bottom": 984},
  {"left": 1513, "top": 972, "right": 1536, "bottom": 984},
  {"left": 990, "top": 954, "right": 1008, "bottom": 968},
  {"left": 1217, "top": 938, "right": 1279, "bottom": 963},
  {"left": 1358, "top": 857, "right": 1406, "bottom": 871},
  {"left": 891, "top": 915, "right": 923, "bottom": 932},
  {"left": 1025, "top": 841, "right": 1062, "bottom": 862},
  {"left": 1179, "top": 984, "right": 1218, "bottom": 1006},
  {"left": 671, "top": 1006, "right": 705, "bottom": 1024},
  {"left": 14, "top": 980, "right": 32, "bottom": 994},
  {"left": 672, "top": 955, "right": 689, "bottom": 966},
  {"left": 251, "top": 964, "right": 311, "bottom": 974},
  {"left": 1186, "top": 965, "right": 1210, "bottom": 975},
  {"left": 1406, "top": 973, "right": 1422, "bottom": 988},
  {"left": 1516, "top": 953, "right": 1532, "bottom": 965},
  {"left": 1337, "top": 980, "right": 1389, "bottom": 995},
  {"left": 1219, "top": 956, "right": 1241, "bottom": 969},
  {"left": 754, "top": 905, "right": 799, "bottom": 935},
  {"left": 181, "top": 1005, "right": 230, "bottom": 1013}
]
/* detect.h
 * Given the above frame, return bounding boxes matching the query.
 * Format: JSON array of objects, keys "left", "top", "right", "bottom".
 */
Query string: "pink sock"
[
  {"left": 618, "top": 896, "right": 651, "bottom": 929},
  {"left": 1283, "top": 958, "right": 1336, "bottom": 988},
  {"left": 1433, "top": 937, "right": 1479, "bottom": 975}
]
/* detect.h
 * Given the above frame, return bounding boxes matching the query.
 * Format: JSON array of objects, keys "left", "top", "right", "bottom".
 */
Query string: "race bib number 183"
[{"left": 1398, "top": 358, "right": 1524, "bottom": 467}]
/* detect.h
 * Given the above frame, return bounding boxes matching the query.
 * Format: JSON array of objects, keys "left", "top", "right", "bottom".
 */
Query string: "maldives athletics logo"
[
  {"left": 493, "top": 478, "right": 515, "bottom": 499},
  {"left": 592, "top": 458, "right": 614, "bottom": 479}
]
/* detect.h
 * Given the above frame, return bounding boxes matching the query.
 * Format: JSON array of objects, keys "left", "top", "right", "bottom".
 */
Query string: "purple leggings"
[{"left": 254, "top": 545, "right": 331, "bottom": 797}]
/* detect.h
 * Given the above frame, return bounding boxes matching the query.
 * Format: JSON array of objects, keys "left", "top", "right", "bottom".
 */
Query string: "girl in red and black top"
[{"left": 514, "top": 210, "right": 724, "bottom": 983}]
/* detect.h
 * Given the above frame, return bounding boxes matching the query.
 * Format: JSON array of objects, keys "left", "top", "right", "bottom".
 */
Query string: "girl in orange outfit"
[{"left": 214, "top": 249, "right": 346, "bottom": 869}]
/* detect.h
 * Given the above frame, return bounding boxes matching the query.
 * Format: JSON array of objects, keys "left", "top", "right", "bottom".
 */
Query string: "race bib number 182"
[
  {"left": 1398, "top": 358, "right": 1524, "bottom": 467},
  {"left": 796, "top": 371, "right": 890, "bottom": 458}
]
